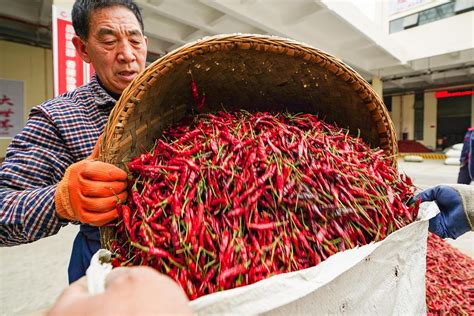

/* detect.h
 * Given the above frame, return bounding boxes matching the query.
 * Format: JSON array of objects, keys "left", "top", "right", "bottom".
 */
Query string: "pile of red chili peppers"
[
  {"left": 425, "top": 233, "right": 474, "bottom": 315},
  {"left": 110, "top": 111, "right": 419, "bottom": 299}
]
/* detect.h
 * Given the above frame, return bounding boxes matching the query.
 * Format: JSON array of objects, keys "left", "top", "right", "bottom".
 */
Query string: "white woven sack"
[
  {"left": 189, "top": 219, "right": 429, "bottom": 316},
  {"left": 444, "top": 157, "right": 461, "bottom": 166},
  {"left": 403, "top": 155, "right": 424, "bottom": 162},
  {"left": 452, "top": 143, "right": 463, "bottom": 151},
  {"left": 88, "top": 216, "right": 431, "bottom": 316},
  {"left": 445, "top": 149, "right": 461, "bottom": 158}
]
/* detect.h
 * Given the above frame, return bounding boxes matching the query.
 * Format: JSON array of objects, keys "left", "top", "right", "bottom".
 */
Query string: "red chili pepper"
[
  {"left": 131, "top": 242, "right": 170, "bottom": 258},
  {"left": 217, "top": 265, "right": 246, "bottom": 288},
  {"left": 248, "top": 222, "right": 278, "bottom": 230},
  {"left": 226, "top": 207, "right": 245, "bottom": 217},
  {"left": 139, "top": 224, "right": 153, "bottom": 247},
  {"left": 200, "top": 267, "right": 215, "bottom": 289},
  {"left": 131, "top": 190, "right": 147, "bottom": 220},
  {"left": 204, "top": 229, "right": 216, "bottom": 252},
  {"left": 191, "top": 80, "right": 199, "bottom": 102},
  {"left": 147, "top": 207, "right": 164, "bottom": 223},
  {"left": 219, "top": 230, "right": 230, "bottom": 255},
  {"left": 119, "top": 204, "right": 132, "bottom": 234},
  {"left": 197, "top": 95, "right": 206, "bottom": 111}
]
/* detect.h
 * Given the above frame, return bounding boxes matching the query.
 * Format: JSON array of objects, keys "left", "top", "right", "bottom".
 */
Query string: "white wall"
[
  {"left": 53, "top": 0, "right": 74, "bottom": 5},
  {"left": 0, "top": 41, "right": 53, "bottom": 157},
  {"left": 391, "top": 93, "right": 415, "bottom": 140},
  {"left": 391, "top": 94, "right": 415, "bottom": 140}
]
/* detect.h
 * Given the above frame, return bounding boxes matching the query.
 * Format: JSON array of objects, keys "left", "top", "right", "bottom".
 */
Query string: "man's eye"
[{"left": 104, "top": 41, "right": 116, "bottom": 45}]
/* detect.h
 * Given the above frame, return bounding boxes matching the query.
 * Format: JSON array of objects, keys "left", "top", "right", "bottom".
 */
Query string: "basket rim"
[{"left": 100, "top": 33, "right": 397, "bottom": 164}]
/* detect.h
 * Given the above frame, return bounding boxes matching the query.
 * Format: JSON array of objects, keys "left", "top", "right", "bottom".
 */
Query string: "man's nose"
[{"left": 117, "top": 42, "right": 137, "bottom": 63}]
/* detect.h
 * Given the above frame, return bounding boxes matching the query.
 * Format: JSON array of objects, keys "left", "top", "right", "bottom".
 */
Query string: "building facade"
[
  {"left": 381, "top": 0, "right": 473, "bottom": 150},
  {"left": 0, "top": 0, "right": 472, "bottom": 156}
]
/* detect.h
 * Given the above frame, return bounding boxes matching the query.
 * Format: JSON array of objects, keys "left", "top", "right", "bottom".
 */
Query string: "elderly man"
[{"left": 0, "top": 0, "right": 148, "bottom": 282}]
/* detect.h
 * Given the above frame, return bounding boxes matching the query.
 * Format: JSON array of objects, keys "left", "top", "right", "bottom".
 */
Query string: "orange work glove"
[{"left": 55, "top": 139, "right": 128, "bottom": 226}]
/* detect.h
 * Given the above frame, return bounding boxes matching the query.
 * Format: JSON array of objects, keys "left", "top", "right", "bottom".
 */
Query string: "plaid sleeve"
[{"left": 0, "top": 108, "right": 73, "bottom": 246}]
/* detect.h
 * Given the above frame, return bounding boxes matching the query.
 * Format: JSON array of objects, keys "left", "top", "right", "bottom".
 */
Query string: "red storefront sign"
[
  {"left": 52, "top": 5, "right": 93, "bottom": 96},
  {"left": 435, "top": 90, "right": 474, "bottom": 99}
]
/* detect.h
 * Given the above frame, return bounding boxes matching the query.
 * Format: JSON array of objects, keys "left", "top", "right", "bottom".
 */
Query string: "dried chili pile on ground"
[
  {"left": 109, "top": 111, "right": 419, "bottom": 299},
  {"left": 426, "top": 233, "right": 474, "bottom": 315}
]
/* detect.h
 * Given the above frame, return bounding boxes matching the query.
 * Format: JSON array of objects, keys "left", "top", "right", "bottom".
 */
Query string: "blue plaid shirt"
[{"left": 0, "top": 75, "right": 115, "bottom": 245}]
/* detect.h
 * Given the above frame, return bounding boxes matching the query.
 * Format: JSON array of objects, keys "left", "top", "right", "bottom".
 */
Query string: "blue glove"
[{"left": 417, "top": 185, "right": 470, "bottom": 239}]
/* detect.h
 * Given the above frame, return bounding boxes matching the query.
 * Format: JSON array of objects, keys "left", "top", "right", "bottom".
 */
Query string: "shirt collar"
[{"left": 88, "top": 74, "right": 118, "bottom": 108}]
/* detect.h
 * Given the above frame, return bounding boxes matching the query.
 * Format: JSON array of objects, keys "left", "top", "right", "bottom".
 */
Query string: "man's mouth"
[{"left": 117, "top": 71, "right": 137, "bottom": 81}]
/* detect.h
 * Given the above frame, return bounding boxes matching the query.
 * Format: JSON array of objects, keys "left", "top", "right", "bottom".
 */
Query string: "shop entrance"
[{"left": 437, "top": 94, "right": 471, "bottom": 149}]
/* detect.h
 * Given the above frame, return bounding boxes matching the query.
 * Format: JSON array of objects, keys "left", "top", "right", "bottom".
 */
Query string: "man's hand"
[
  {"left": 417, "top": 185, "right": 471, "bottom": 239},
  {"left": 47, "top": 267, "right": 192, "bottom": 316},
  {"left": 55, "top": 140, "right": 128, "bottom": 226}
]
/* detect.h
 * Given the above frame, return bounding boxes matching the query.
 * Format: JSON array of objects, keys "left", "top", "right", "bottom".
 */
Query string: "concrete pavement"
[{"left": 397, "top": 158, "right": 461, "bottom": 190}]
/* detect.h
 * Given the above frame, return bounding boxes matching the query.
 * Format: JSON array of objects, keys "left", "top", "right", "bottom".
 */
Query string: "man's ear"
[{"left": 72, "top": 35, "right": 91, "bottom": 63}]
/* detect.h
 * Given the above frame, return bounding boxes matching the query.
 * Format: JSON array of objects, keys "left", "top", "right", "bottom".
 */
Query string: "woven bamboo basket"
[{"left": 99, "top": 34, "right": 397, "bottom": 246}]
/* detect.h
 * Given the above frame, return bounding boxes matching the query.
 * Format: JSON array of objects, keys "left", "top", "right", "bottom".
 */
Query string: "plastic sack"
[
  {"left": 444, "top": 157, "right": 461, "bottom": 166},
  {"left": 86, "top": 249, "right": 112, "bottom": 294},
  {"left": 451, "top": 143, "right": 463, "bottom": 151},
  {"left": 445, "top": 149, "right": 461, "bottom": 158},
  {"left": 189, "top": 219, "right": 429, "bottom": 315},
  {"left": 89, "top": 220, "right": 430, "bottom": 315},
  {"left": 403, "top": 155, "right": 424, "bottom": 163}
]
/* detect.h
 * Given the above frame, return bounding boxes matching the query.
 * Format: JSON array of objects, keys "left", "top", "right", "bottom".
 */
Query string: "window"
[
  {"left": 389, "top": 18, "right": 404, "bottom": 33},
  {"left": 389, "top": 0, "right": 472, "bottom": 33},
  {"left": 403, "top": 13, "right": 419, "bottom": 28},
  {"left": 455, "top": 0, "right": 474, "bottom": 14},
  {"left": 418, "top": 2, "right": 455, "bottom": 26}
]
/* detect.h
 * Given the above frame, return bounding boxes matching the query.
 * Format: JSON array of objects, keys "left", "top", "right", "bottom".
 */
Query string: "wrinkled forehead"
[{"left": 89, "top": 5, "right": 142, "bottom": 35}]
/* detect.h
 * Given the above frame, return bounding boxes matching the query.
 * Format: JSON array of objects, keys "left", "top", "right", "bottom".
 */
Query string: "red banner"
[{"left": 52, "top": 6, "right": 93, "bottom": 96}]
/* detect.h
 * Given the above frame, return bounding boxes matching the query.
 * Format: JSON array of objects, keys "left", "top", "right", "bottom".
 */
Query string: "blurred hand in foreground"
[{"left": 47, "top": 266, "right": 192, "bottom": 316}]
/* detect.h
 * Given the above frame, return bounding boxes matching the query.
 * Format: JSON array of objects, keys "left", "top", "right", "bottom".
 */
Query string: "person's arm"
[
  {"left": 0, "top": 105, "right": 127, "bottom": 245},
  {"left": 0, "top": 109, "right": 72, "bottom": 245},
  {"left": 418, "top": 184, "right": 473, "bottom": 239}
]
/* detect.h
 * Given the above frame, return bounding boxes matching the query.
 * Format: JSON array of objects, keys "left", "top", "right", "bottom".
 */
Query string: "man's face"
[{"left": 73, "top": 6, "right": 148, "bottom": 94}]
